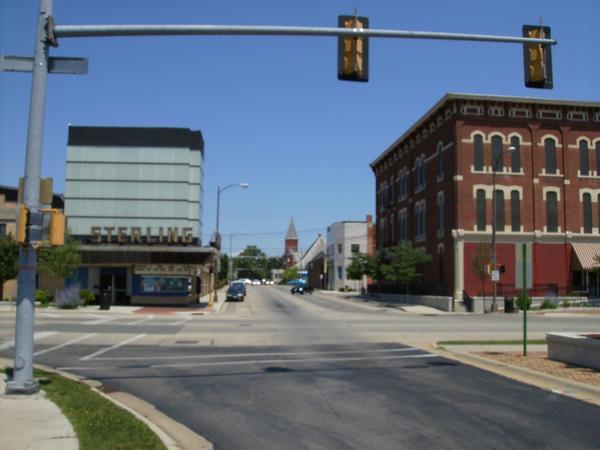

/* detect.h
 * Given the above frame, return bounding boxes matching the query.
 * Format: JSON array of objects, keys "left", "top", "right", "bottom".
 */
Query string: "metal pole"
[
  {"left": 53, "top": 24, "right": 557, "bottom": 46},
  {"left": 6, "top": 0, "right": 52, "bottom": 395},
  {"left": 228, "top": 233, "right": 233, "bottom": 283},
  {"left": 215, "top": 187, "right": 221, "bottom": 234},
  {"left": 523, "top": 243, "right": 528, "bottom": 356}
]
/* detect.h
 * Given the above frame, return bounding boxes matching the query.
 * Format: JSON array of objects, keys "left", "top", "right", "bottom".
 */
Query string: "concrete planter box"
[{"left": 546, "top": 332, "right": 600, "bottom": 370}]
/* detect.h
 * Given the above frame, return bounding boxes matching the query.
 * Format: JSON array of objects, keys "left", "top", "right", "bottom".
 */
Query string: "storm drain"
[{"left": 175, "top": 340, "right": 199, "bottom": 344}]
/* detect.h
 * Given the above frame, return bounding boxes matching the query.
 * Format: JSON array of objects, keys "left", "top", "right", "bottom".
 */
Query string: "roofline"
[{"left": 370, "top": 93, "right": 600, "bottom": 168}]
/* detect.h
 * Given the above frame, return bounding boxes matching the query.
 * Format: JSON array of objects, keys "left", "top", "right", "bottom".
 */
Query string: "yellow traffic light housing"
[
  {"left": 40, "top": 208, "right": 65, "bottom": 246},
  {"left": 338, "top": 15, "right": 369, "bottom": 82},
  {"left": 16, "top": 204, "right": 30, "bottom": 245},
  {"left": 523, "top": 25, "right": 553, "bottom": 89}
]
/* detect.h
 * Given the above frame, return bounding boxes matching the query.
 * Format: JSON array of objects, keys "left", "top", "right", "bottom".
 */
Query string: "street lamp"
[
  {"left": 491, "top": 145, "right": 516, "bottom": 312},
  {"left": 228, "top": 231, "right": 246, "bottom": 283},
  {"left": 216, "top": 183, "right": 249, "bottom": 234}
]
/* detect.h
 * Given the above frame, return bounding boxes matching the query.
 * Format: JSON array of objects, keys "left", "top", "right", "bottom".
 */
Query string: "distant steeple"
[{"left": 286, "top": 217, "right": 298, "bottom": 240}]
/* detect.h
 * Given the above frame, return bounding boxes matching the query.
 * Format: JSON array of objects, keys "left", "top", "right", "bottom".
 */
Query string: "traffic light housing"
[
  {"left": 338, "top": 15, "right": 369, "bottom": 82},
  {"left": 16, "top": 204, "right": 30, "bottom": 245},
  {"left": 40, "top": 208, "right": 65, "bottom": 246},
  {"left": 523, "top": 25, "right": 553, "bottom": 89}
]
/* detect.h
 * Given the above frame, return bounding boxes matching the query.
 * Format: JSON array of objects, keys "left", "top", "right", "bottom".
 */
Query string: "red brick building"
[{"left": 371, "top": 94, "right": 600, "bottom": 301}]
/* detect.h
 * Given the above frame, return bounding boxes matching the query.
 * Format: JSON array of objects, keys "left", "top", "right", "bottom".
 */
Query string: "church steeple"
[{"left": 284, "top": 218, "right": 298, "bottom": 269}]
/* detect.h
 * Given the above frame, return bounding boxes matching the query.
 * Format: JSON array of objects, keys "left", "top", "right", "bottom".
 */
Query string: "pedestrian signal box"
[{"left": 338, "top": 15, "right": 369, "bottom": 82}]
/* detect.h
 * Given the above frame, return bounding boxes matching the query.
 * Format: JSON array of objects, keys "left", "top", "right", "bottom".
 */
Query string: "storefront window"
[{"left": 140, "top": 276, "right": 191, "bottom": 294}]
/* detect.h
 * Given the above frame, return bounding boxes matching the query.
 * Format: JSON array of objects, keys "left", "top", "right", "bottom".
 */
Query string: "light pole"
[
  {"left": 491, "top": 145, "right": 516, "bottom": 312},
  {"left": 212, "top": 183, "right": 248, "bottom": 306},
  {"left": 228, "top": 231, "right": 246, "bottom": 283}
]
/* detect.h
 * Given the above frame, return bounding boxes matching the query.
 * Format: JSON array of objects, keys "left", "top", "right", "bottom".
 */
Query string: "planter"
[{"left": 546, "top": 332, "right": 600, "bottom": 370}]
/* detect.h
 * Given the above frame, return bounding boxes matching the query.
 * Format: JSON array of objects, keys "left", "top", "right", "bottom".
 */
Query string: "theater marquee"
[{"left": 90, "top": 226, "right": 194, "bottom": 245}]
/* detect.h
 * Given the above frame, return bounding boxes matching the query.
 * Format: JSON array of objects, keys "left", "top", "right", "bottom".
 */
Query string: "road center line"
[
  {"left": 34, "top": 333, "right": 98, "bottom": 356},
  {"left": 92, "top": 346, "right": 420, "bottom": 361},
  {"left": 79, "top": 333, "right": 146, "bottom": 361}
]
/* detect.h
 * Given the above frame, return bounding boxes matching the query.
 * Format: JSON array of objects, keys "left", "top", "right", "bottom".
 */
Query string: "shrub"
[
  {"left": 79, "top": 289, "right": 95, "bottom": 305},
  {"left": 35, "top": 289, "right": 50, "bottom": 306},
  {"left": 540, "top": 299, "right": 557, "bottom": 310},
  {"left": 54, "top": 285, "right": 83, "bottom": 309},
  {"left": 562, "top": 300, "right": 572, "bottom": 308},
  {"left": 516, "top": 293, "right": 532, "bottom": 311}
]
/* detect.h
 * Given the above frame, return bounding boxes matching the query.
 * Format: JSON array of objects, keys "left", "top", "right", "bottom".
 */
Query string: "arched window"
[
  {"left": 476, "top": 189, "right": 486, "bottom": 231},
  {"left": 580, "top": 140, "right": 589, "bottom": 176},
  {"left": 583, "top": 193, "right": 592, "bottom": 233},
  {"left": 473, "top": 135, "right": 484, "bottom": 171},
  {"left": 545, "top": 138, "right": 557, "bottom": 174},
  {"left": 546, "top": 191, "right": 558, "bottom": 232},
  {"left": 437, "top": 144, "right": 444, "bottom": 180},
  {"left": 437, "top": 192, "right": 444, "bottom": 235},
  {"left": 494, "top": 190, "right": 505, "bottom": 232},
  {"left": 510, "top": 136, "right": 521, "bottom": 172},
  {"left": 596, "top": 142, "right": 600, "bottom": 175},
  {"left": 491, "top": 136, "right": 504, "bottom": 172}
]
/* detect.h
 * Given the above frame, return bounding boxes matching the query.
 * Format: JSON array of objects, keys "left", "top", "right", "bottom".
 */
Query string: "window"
[
  {"left": 580, "top": 140, "right": 589, "bottom": 176},
  {"left": 583, "top": 193, "right": 592, "bottom": 233},
  {"left": 0, "top": 223, "right": 6, "bottom": 239},
  {"left": 596, "top": 142, "right": 600, "bottom": 175},
  {"left": 399, "top": 210, "right": 407, "bottom": 242},
  {"left": 351, "top": 244, "right": 360, "bottom": 253},
  {"left": 476, "top": 189, "right": 486, "bottom": 231},
  {"left": 437, "top": 192, "right": 444, "bottom": 235},
  {"left": 546, "top": 191, "right": 558, "bottom": 232},
  {"left": 510, "top": 136, "right": 521, "bottom": 172},
  {"left": 390, "top": 212, "right": 396, "bottom": 243},
  {"left": 139, "top": 276, "right": 191, "bottom": 294},
  {"left": 337, "top": 266, "right": 343, "bottom": 280},
  {"left": 420, "top": 156, "right": 426, "bottom": 188},
  {"left": 473, "top": 135, "right": 484, "bottom": 171},
  {"left": 491, "top": 136, "right": 503, "bottom": 172},
  {"left": 494, "top": 190, "right": 505, "bottom": 232},
  {"left": 545, "top": 138, "right": 557, "bottom": 174},
  {"left": 437, "top": 144, "right": 444, "bottom": 180},
  {"left": 415, "top": 201, "right": 426, "bottom": 241},
  {"left": 511, "top": 190, "right": 521, "bottom": 232},
  {"left": 337, "top": 244, "right": 343, "bottom": 253}
]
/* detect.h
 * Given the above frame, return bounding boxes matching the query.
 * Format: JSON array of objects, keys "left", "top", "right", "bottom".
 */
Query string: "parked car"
[
  {"left": 226, "top": 282, "right": 246, "bottom": 302},
  {"left": 291, "top": 284, "right": 313, "bottom": 295}
]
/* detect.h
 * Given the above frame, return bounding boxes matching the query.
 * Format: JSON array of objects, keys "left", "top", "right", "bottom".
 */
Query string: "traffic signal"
[
  {"left": 338, "top": 15, "right": 369, "bottom": 82},
  {"left": 522, "top": 25, "right": 553, "bottom": 89},
  {"left": 40, "top": 208, "right": 65, "bottom": 246},
  {"left": 16, "top": 204, "right": 30, "bottom": 245}
]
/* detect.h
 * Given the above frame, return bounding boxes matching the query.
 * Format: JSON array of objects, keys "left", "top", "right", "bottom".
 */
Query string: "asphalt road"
[{"left": 1, "top": 286, "right": 599, "bottom": 449}]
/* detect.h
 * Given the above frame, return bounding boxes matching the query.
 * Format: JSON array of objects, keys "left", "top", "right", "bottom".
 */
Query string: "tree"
[
  {"left": 282, "top": 266, "right": 299, "bottom": 283},
  {"left": 471, "top": 242, "right": 492, "bottom": 301},
  {"left": 0, "top": 234, "right": 19, "bottom": 300},
  {"left": 380, "top": 243, "right": 432, "bottom": 300},
  {"left": 234, "top": 245, "right": 268, "bottom": 280},
  {"left": 38, "top": 236, "right": 81, "bottom": 280},
  {"left": 347, "top": 252, "right": 374, "bottom": 292},
  {"left": 218, "top": 253, "right": 229, "bottom": 282}
]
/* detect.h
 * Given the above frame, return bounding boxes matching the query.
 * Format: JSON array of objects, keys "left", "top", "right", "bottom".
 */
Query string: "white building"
[{"left": 326, "top": 221, "right": 368, "bottom": 291}]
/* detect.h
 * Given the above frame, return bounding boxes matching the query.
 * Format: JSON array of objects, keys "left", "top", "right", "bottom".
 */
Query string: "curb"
[
  {"left": 1, "top": 358, "right": 212, "bottom": 450},
  {"left": 429, "top": 344, "right": 600, "bottom": 406}
]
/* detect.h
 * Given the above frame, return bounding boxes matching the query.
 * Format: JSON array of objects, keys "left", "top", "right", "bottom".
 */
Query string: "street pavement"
[{"left": 1, "top": 286, "right": 599, "bottom": 449}]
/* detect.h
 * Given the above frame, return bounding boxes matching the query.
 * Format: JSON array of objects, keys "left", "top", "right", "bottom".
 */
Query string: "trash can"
[
  {"left": 504, "top": 297, "right": 515, "bottom": 313},
  {"left": 99, "top": 292, "right": 111, "bottom": 310}
]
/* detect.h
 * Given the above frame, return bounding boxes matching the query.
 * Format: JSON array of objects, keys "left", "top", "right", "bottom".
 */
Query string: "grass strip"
[
  {"left": 438, "top": 339, "right": 546, "bottom": 346},
  {"left": 6, "top": 368, "right": 165, "bottom": 450}
]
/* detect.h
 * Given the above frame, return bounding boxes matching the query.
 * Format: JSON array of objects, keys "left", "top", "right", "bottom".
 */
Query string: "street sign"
[
  {"left": 1, "top": 55, "right": 88, "bottom": 74},
  {"left": 491, "top": 270, "right": 500, "bottom": 282}
]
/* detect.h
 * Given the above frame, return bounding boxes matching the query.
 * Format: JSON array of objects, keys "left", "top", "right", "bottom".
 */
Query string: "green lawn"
[
  {"left": 437, "top": 339, "right": 546, "bottom": 346},
  {"left": 6, "top": 368, "right": 165, "bottom": 450}
]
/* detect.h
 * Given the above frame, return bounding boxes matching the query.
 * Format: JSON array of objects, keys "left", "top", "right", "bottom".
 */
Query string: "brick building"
[{"left": 371, "top": 93, "right": 600, "bottom": 302}]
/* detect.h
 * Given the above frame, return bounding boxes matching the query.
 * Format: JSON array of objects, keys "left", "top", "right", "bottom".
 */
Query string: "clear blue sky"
[{"left": 1, "top": 0, "right": 598, "bottom": 256}]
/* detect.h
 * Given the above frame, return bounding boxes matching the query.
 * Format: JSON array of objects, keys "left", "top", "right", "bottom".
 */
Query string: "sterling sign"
[{"left": 90, "top": 226, "right": 194, "bottom": 245}]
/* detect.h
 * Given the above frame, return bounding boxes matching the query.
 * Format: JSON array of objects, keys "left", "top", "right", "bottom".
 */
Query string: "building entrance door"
[{"left": 99, "top": 268, "right": 128, "bottom": 305}]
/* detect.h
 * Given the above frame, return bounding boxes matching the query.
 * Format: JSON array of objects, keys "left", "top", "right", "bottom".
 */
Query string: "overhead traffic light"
[
  {"left": 338, "top": 15, "right": 369, "bottom": 82},
  {"left": 522, "top": 25, "right": 553, "bottom": 89}
]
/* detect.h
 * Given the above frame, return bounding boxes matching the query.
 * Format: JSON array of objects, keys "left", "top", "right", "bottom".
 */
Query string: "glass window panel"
[
  {"left": 580, "top": 141, "right": 589, "bottom": 176},
  {"left": 546, "top": 192, "right": 558, "bottom": 232},
  {"left": 511, "top": 190, "right": 520, "bottom": 232},
  {"left": 494, "top": 190, "right": 505, "bottom": 232},
  {"left": 491, "top": 136, "right": 503, "bottom": 172},
  {"left": 545, "top": 139, "right": 557, "bottom": 174},
  {"left": 474, "top": 135, "right": 484, "bottom": 171},
  {"left": 510, "top": 136, "right": 521, "bottom": 172},
  {"left": 476, "top": 189, "right": 486, "bottom": 231},
  {"left": 583, "top": 193, "right": 592, "bottom": 233}
]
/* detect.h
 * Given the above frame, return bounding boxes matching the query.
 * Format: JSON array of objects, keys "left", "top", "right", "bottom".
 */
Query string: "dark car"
[
  {"left": 226, "top": 282, "right": 246, "bottom": 302},
  {"left": 290, "top": 284, "right": 313, "bottom": 295}
]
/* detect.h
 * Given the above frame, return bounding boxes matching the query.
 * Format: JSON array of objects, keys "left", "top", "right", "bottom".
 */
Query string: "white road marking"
[
  {"left": 34, "top": 333, "right": 98, "bottom": 356},
  {"left": 58, "top": 353, "right": 438, "bottom": 371},
  {"left": 0, "top": 331, "right": 57, "bottom": 351},
  {"left": 38, "top": 313, "right": 61, "bottom": 318},
  {"left": 82, "top": 317, "right": 116, "bottom": 325},
  {"left": 92, "top": 346, "right": 421, "bottom": 361},
  {"left": 125, "top": 315, "right": 154, "bottom": 325},
  {"left": 168, "top": 317, "right": 192, "bottom": 326},
  {"left": 79, "top": 333, "right": 146, "bottom": 361}
]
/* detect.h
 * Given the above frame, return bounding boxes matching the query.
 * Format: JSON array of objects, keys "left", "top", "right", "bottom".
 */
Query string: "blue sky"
[{"left": 1, "top": 0, "right": 598, "bottom": 256}]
